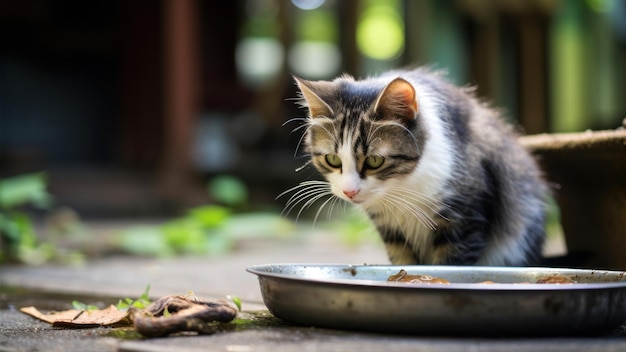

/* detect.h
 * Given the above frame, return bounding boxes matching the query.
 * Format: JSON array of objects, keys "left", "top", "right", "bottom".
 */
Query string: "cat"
[{"left": 283, "top": 68, "right": 548, "bottom": 266}]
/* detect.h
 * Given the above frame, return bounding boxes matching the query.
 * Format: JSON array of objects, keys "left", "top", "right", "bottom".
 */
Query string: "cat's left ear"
[
  {"left": 373, "top": 78, "right": 419, "bottom": 122},
  {"left": 294, "top": 76, "right": 334, "bottom": 118}
]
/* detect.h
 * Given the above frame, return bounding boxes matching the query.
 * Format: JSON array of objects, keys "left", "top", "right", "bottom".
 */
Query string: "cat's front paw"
[{"left": 385, "top": 243, "right": 419, "bottom": 265}]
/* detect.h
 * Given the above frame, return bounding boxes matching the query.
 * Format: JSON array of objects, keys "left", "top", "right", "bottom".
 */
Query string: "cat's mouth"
[
  {"left": 341, "top": 193, "right": 367, "bottom": 205},
  {"left": 336, "top": 188, "right": 378, "bottom": 206},
  {"left": 338, "top": 191, "right": 363, "bottom": 204}
]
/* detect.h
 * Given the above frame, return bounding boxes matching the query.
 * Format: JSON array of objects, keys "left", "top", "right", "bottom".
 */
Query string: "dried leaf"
[{"left": 20, "top": 305, "right": 131, "bottom": 328}]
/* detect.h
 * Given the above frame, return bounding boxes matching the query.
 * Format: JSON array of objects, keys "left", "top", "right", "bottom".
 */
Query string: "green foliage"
[
  {"left": 0, "top": 173, "right": 295, "bottom": 262},
  {"left": 0, "top": 173, "right": 54, "bottom": 264},
  {"left": 227, "top": 295, "right": 242, "bottom": 312},
  {"left": 295, "top": 9, "right": 338, "bottom": 43},
  {"left": 72, "top": 300, "right": 99, "bottom": 311},
  {"left": 0, "top": 173, "right": 52, "bottom": 209},
  {"left": 208, "top": 175, "right": 249, "bottom": 208},
  {"left": 188, "top": 205, "right": 231, "bottom": 227},
  {"left": 71, "top": 285, "right": 152, "bottom": 312},
  {"left": 118, "top": 176, "right": 294, "bottom": 258},
  {"left": 116, "top": 285, "right": 152, "bottom": 311},
  {"left": 545, "top": 195, "right": 565, "bottom": 239},
  {"left": 119, "top": 205, "right": 234, "bottom": 257},
  {"left": 119, "top": 210, "right": 293, "bottom": 258}
]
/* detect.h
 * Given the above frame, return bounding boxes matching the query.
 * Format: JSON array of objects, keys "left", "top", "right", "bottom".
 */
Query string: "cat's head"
[{"left": 294, "top": 75, "right": 426, "bottom": 207}]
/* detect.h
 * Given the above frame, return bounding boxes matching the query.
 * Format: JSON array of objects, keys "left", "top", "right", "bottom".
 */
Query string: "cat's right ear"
[
  {"left": 294, "top": 76, "right": 334, "bottom": 118},
  {"left": 373, "top": 78, "right": 419, "bottom": 122}
]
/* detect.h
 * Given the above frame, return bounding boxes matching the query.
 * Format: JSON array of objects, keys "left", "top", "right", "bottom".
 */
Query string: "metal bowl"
[{"left": 246, "top": 264, "right": 626, "bottom": 335}]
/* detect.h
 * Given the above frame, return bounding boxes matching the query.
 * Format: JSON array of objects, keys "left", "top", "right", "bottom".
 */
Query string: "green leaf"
[
  {"left": 72, "top": 300, "right": 87, "bottom": 310},
  {"left": 132, "top": 284, "right": 152, "bottom": 309},
  {"left": 202, "top": 230, "right": 234, "bottom": 256},
  {"left": 11, "top": 212, "right": 37, "bottom": 247},
  {"left": 0, "top": 212, "right": 22, "bottom": 242},
  {"left": 227, "top": 295, "right": 242, "bottom": 311},
  {"left": 114, "top": 285, "right": 152, "bottom": 311},
  {"left": 118, "top": 225, "right": 174, "bottom": 257},
  {"left": 72, "top": 301, "right": 98, "bottom": 311},
  {"left": 0, "top": 173, "right": 52, "bottom": 209},
  {"left": 161, "top": 219, "right": 208, "bottom": 254},
  {"left": 115, "top": 299, "right": 130, "bottom": 311},
  {"left": 208, "top": 175, "right": 248, "bottom": 206},
  {"left": 18, "top": 242, "right": 55, "bottom": 266},
  {"left": 222, "top": 213, "right": 294, "bottom": 239},
  {"left": 140, "top": 284, "right": 151, "bottom": 301},
  {"left": 187, "top": 205, "right": 231, "bottom": 229}
]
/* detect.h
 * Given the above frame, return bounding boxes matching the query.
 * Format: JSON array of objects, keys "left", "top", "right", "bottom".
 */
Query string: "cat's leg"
[
  {"left": 432, "top": 225, "right": 487, "bottom": 265},
  {"left": 384, "top": 242, "right": 420, "bottom": 265},
  {"left": 378, "top": 227, "right": 420, "bottom": 264}
]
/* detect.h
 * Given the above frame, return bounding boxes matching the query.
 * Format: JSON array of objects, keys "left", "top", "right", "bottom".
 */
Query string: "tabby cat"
[{"left": 284, "top": 68, "right": 547, "bottom": 266}]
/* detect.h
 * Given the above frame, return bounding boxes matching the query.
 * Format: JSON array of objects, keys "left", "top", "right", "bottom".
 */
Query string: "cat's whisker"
[
  {"left": 387, "top": 187, "right": 451, "bottom": 222},
  {"left": 276, "top": 180, "right": 328, "bottom": 200},
  {"left": 296, "top": 190, "right": 334, "bottom": 220},
  {"left": 382, "top": 193, "right": 438, "bottom": 230},
  {"left": 278, "top": 182, "right": 331, "bottom": 216},
  {"left": 312, "top": 194, "right": 339, "bottom": 226},
  {"left": 293, "top": 125, "right": 310, "bottom": 158},
  {"left": 382, "top": 198, "right": 427, "bottom": 229},
  {"left": 282, "top": 117, "right": 308, "bottom": 127},
  {"left": 295, "top": 159, "right": 312, "bottom": 173},
  {"left": 309, "top": 119, "right": 339, "bottom": 145},
  {"left": 378, "top": 199, "right": 418, "bottom": 249},
  {"left": 277, "top": 180, "right": 336, "bottom": 221},
  {"left": 387, "top": 189, "right": 440, "bottom": 214},
  {"left": 326, "top": 195, "right": 342, "bottom": 221},
  {"left": 283, "top": 186, "right": 330, "bottom": 215},
  {"left": 289, "top": 123, "right": 310, "bottom": 135},
  {"left": 377, "top": 198, "right": 406, "bottom": 231},
  {"left": 284, "top": 187, "right": 325, "bottom": 210}
]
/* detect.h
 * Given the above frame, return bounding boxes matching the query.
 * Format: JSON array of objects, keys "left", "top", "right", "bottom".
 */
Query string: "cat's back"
[
  {"left": 390, "top": 69, "right": 534, "bottom": 170},
  {"left": 390, "top": 69, "right": 547, "bottom": 266}
]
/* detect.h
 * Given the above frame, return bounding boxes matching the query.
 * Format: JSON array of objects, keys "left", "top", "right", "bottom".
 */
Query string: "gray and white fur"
[{"left": 286, "top": 68, "right": 547, "bottom": 266}]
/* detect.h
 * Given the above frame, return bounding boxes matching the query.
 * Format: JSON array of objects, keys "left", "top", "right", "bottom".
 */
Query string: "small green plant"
[
  {"left": 227, "top": 295, "right": 242, "bottom": 311},
  {"left": 0, "top": 173, "right": 54, "bottom": 264},
  {"left": 71, "top": 301, "right": 99, "bottom": 311},
  {"left": 115, "top": 284, "right": 152, "bottom": 311},
  {"left": 71, "top": 285, "right": 152, "bottom": 312}
]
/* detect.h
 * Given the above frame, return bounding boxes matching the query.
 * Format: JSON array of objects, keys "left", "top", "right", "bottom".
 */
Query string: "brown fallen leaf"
[
  {"left": 20, "top": 305, "right": 131, "bottom": 328},
  {"left": 20, "top": 294, "right": 236, "bottom": 336}
]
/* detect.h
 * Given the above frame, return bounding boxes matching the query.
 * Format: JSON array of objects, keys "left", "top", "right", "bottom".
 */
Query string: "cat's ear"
[
  {"left": 294, "top": 76, "right": 334, "bottom": 118},
  {"left": 373, "top": 78, "right": 419, "bottom": 121}
]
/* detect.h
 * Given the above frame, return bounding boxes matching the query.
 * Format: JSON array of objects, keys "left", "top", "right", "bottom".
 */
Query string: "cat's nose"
[{"left": 343, "top": 189, "right": 359, "bottom": 199}]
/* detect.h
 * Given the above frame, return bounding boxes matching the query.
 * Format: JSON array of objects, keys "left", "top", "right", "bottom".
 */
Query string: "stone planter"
[{"left": 521, "top": 128, "right": 626, "bottom": 270}]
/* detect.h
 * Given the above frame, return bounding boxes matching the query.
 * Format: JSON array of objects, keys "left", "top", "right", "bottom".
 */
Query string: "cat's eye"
[
  {"left": 365, "top": 155, "right": 384, "bottom": 169},
  {"left": 325, "top": 154, "right": 342, "bottom": 168}
]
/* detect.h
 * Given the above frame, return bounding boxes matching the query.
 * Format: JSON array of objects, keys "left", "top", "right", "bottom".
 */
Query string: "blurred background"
[{"left": 1, "top": 0, "right": 625, "bottom": 220}]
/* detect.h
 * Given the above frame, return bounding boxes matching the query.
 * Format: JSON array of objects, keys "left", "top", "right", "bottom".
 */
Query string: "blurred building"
[{"left": 0, "top": 0, "right": 624, "bottom": 217}]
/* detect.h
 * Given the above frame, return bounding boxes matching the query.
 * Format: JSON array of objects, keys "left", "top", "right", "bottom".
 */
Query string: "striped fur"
[{"left": 288, "top": 68, "right": 547, "bottom": 266}]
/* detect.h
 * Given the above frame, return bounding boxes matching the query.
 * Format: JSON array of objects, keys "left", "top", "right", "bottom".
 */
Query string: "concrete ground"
[{"left": 1, "top": 223, "right": 625, "bottom": 352}]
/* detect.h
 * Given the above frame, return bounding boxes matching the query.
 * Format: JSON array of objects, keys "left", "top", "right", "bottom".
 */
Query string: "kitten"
[{"left": 285, "top": 68, "right": 548, "bottom": 266}]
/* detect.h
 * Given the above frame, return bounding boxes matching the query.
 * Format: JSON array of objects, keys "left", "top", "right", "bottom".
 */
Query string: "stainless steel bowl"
[{"left": 246, "top": 264, "right": 626, "bottom": 335}]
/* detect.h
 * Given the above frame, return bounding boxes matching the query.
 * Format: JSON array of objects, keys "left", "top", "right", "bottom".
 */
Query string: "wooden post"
[
  {"left": 518, "top": 14, "right": 548, "bottom": 134},
  {"left": 159, "top": 0, "right": 201, "bottom": 205}
]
